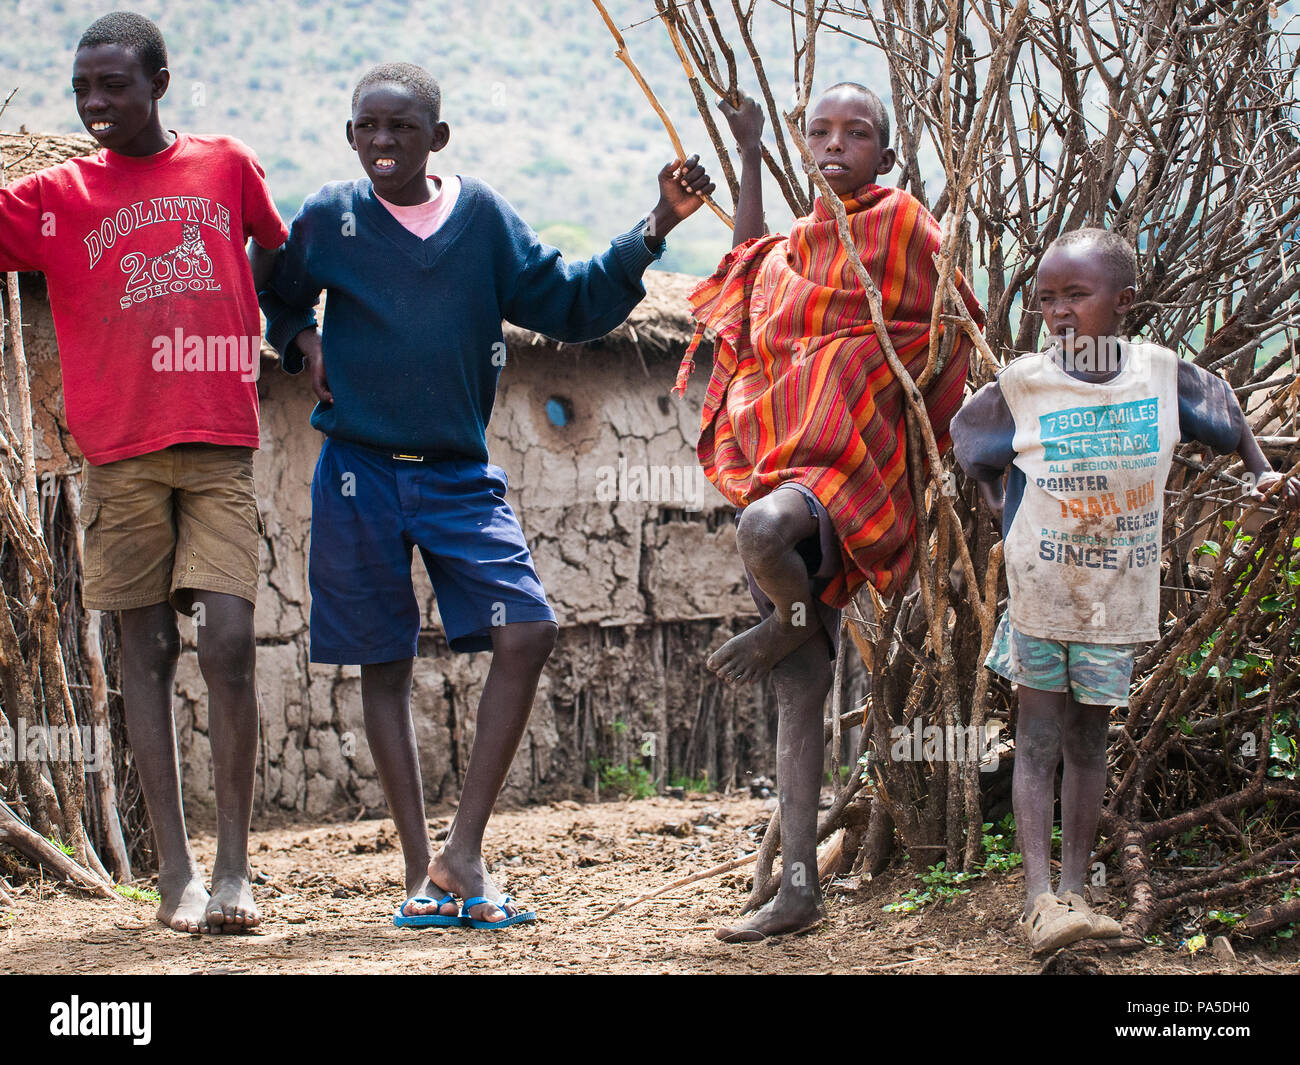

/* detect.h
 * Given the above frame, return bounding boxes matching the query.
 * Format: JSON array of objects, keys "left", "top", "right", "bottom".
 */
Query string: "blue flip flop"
[
  {"left": 393, "top": 893, "right": 461, "bottom": 928},
  {"left": 460, "top": 894, "right": 537, "bottom": 930}
]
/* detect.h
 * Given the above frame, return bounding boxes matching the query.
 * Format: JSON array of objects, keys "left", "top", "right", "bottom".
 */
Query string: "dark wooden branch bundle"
[{"left": 636, "top": 0, "right": 1300, "bottom": 944}]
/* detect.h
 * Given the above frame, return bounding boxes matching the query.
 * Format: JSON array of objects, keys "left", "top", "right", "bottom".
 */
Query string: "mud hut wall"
[{"left": 12, "top": 282, "right": 786, "bottom": 815}]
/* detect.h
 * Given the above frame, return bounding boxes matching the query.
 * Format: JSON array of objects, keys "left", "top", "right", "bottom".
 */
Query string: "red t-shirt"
[{"left": 0, "top": 133, "right": 288, "bottom": 464}]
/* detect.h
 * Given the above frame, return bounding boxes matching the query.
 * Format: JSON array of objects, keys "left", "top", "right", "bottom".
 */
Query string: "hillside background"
[{"left": 0, "top": 0, "right": 886, "bottom": 276}]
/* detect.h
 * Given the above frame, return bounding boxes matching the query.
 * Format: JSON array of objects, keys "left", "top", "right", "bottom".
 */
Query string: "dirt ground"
[{"left": 2, "top": 792, "right": 1296, "bottom": 975}]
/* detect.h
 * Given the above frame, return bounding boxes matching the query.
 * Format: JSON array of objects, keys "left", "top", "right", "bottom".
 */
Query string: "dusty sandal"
[
  {"left": 1059, "top": 891, "right": 1122, "bottom": 939},
  {"left": 393, "top": 893, "right": 461, "bottom": 929},
  {"left": 1022, "top": 891, "right": 1092, "bottom": 954},
  {"left": 460, "top": 894, "right": 536, "bottom": 930}
]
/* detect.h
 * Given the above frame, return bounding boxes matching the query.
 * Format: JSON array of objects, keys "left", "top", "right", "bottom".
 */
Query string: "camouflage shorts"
[{"left": 984, "top": 613, "right": 1137, "bottom": 707}]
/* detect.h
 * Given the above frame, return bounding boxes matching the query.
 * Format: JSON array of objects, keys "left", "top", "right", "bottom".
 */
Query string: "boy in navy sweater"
[{"left": 260, "top": 63, "right": 714, "bottom": 927}]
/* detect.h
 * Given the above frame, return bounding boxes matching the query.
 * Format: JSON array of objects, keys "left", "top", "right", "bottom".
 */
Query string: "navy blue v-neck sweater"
[{"left": 259, "top": 176, "right": 662, "bottom": 460}]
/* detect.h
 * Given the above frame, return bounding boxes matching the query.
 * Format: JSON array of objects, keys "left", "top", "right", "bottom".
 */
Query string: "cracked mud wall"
[
  {"left": 234, "top": 340, "right": 787, "bottom": 814},
  {"left": 12, "top": 279, "right": 851, "bottom": 816}
]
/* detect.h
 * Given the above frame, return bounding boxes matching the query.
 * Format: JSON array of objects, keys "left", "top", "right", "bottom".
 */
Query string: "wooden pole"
[
  {"left": 65, "top": 476, "right": 132, "bottom": 880},
  {"left": 590, "top": 0, "right": 734, "bottom": 230},
  {"left": 0, "top": 800, "right": 123, "bottom": 902},
  {"left": 591, "top": 828, "right": 845, "bottom": 923},
  {"left": 0, "top": 142, "right": 92, "bottom": 863}
]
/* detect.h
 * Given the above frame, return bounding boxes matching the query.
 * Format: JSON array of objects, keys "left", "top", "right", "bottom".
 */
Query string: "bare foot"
[
  {"left": 428, "top": 849, "right": 521, "bottom": 925},
  {"left": 206, "top": 874, "right": 260, "bottom": 933},
  {"left": 715, "top": 893, "right": 825, "bottom": 943},
  {"left": 707, "top": 616, "right": 817, "bottom": 685},
  {"left": 156, "top": 871, "right": 210, "bottom": 934},
  {"left": 396, "top": 876, "right": 460, "bottom": 919}
]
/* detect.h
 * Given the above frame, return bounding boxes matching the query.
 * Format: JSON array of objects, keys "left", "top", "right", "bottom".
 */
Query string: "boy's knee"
[
  {"left": 1015, "top": 728, "right": 1060, "bottom": 774},
  {"left": 197, "top": 624, "right": 255, "bottom": 687},
  {"left": 736, "top": 499, "right": 808, "bottom": 572},
  {"left": 1062, "top": 719, "right": 1109, "bottom": 767},
  {"left": 120, "top": 609, "right": 182, "bottom": 670},
  {"left": 493, "top": 620, "right": 558, "bottom": 665},
  {"left": 152, "top": 625, "right": 183, "bottom": 666}
]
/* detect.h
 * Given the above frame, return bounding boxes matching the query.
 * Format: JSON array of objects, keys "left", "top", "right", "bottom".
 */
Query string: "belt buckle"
[{"left": 392, "top": 452, "right": 424, "bottom": 463}]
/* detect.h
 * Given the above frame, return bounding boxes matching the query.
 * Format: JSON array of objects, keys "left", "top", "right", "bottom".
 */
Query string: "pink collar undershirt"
[{"left": 375, "top": 174, "right": 462, "bottom": 239}]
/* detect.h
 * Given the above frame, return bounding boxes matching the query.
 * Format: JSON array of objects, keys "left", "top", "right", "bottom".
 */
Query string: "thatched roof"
[
  {"left": 501, "top": 269, "right": 700, "bottom": 359},
  {"left": 3, "top": 130, "right": 703, "bottom": 362},
  {"left": 0, "top": 131, "right": 98, "bottom": 182},
  {"left": 256, "top": 270, "right": 699, "bottom": 363}
]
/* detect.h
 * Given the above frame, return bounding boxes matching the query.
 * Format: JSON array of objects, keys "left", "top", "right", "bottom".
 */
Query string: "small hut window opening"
[{"left": 545, "top": 395, "right": 573, "bottom": 428}]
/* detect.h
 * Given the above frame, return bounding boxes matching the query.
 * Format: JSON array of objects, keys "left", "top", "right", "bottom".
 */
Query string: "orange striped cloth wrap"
[{"left": 674, "top": 184, "right": 984, "bottom": 604}]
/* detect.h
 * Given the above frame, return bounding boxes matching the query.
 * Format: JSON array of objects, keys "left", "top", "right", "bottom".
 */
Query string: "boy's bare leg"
[
  {"left": 717, "top": 631, "right": 832, "bottom": 941},
  {"left": 1012, "top": 686, "right": 1064, "bottom": 912},
  {"left": 429, "top": 620, "right": 558, "bottom": 922},
  {"left": 707, "top": 490, "right": 821, "bottom": 684},
  {"left": 360, "top": 657, "right": 456, "bottom": 919},
  {"left": 194, "top": 592, "right": 261, "bottom": 931},
  {"left": 118, "top": 603, "right": 209, "bottom": 933},
  {"left": 1057, "top": 697, "right": 1110, "bottom": 899}
]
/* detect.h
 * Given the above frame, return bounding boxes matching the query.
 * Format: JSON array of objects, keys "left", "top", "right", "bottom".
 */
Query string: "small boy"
[
  {"left": 0, "top": 12, "right": 287, "bottom": 933},
  {"left": 258, "top": 63, "right": 714, "bottom": 927},
  {"left": 676, "top": 85, "right": 983, "bottom": 941},
  {"left": 952, "top": 227, "right": 1299, "bottom": 953}
]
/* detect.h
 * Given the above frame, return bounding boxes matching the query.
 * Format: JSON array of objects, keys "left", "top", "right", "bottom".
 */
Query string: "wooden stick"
[
  {"left": 0, "top": 800, "right": 122, "bottom": 902},
  {"left": 657, "top": 2, "right": 740, "bottom": 206},
  {"left": 829, "top": 616, "right": 847, "bottom": 801},
  {"left": 590, "top": 0, "right": 734, "bottom": 229},
  {"left": 1239, "top": 896, "right": 1300, "bottom": 937},
  {"left": 591, "top": 828, "right": 847, "bottom": 925},
  {"left": 590, "top": 849, "right": 758, "bottom": 922},
  {"left": 0, "top": 878, "right": 13, "bottom": 908},
  {"left": 64, "top": 476, "right": 132, "bottom": 881},
  {"left": 741, "top": 801, "right": 780, "bottom": 913},
  {"left": 1, "top": 147, "right": 39, "bottom": 519}
]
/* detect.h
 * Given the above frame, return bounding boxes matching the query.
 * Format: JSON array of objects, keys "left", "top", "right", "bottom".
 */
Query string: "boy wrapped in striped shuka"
[{"left": 676, "top": 184, "right": 985, "bottom": 604}]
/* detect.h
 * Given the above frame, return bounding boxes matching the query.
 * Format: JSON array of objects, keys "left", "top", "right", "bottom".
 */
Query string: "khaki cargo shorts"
[{"left": 80, "top": 444, "right": 262, "bottom": 613}]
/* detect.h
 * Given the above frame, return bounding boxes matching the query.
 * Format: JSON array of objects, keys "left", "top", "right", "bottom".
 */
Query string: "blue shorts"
[{"left": 308, "top": 438, "right": 555, "bottom": 664}]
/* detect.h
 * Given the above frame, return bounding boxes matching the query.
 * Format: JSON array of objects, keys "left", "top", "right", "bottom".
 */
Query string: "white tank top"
[{"left": 999, "top": 341, "right": 1181, "bottom": 643}]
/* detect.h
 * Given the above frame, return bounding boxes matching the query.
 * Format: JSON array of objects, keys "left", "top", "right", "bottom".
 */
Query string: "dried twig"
[
  {"left": 591, "top": 0, "right": 735, "bottom": 228},
  {"left": 0, "top": 800, "right": 121, "bottom": 902}
]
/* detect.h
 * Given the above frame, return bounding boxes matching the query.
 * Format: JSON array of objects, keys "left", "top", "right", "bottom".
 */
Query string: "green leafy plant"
[
  {"left": 1268, "top": 706, "right": 1297, "bottom": 781},
  {"left": 981, "top": 819, "right": 1023, "bottom": 874},
  {"left": 45, "top": 835, "right": 73, "bottom": 857},
  {"left": 1277, "top": 884, "right": 1299, "bottom": 940},
  {"left": 1207, "top": 908, "right": 1244, "bottom": 928},
  {"left": 884, "top": 821, "right": 1023, "bottom": 913},
  {"left": 114, "top": 884, "right": 161, "bottom": 904},
  {"left": 593, "top": 759, "right": 655, "bottom": 799}
]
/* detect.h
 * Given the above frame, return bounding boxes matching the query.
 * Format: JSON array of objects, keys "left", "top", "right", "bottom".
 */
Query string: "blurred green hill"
[{"left": 1, "top": 0, "right": 881, "bottom": 276}]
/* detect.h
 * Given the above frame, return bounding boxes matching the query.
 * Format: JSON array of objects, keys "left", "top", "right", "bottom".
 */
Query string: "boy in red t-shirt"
[{"left": 0, "top": 12, "right": 287, "bottom": 933}]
